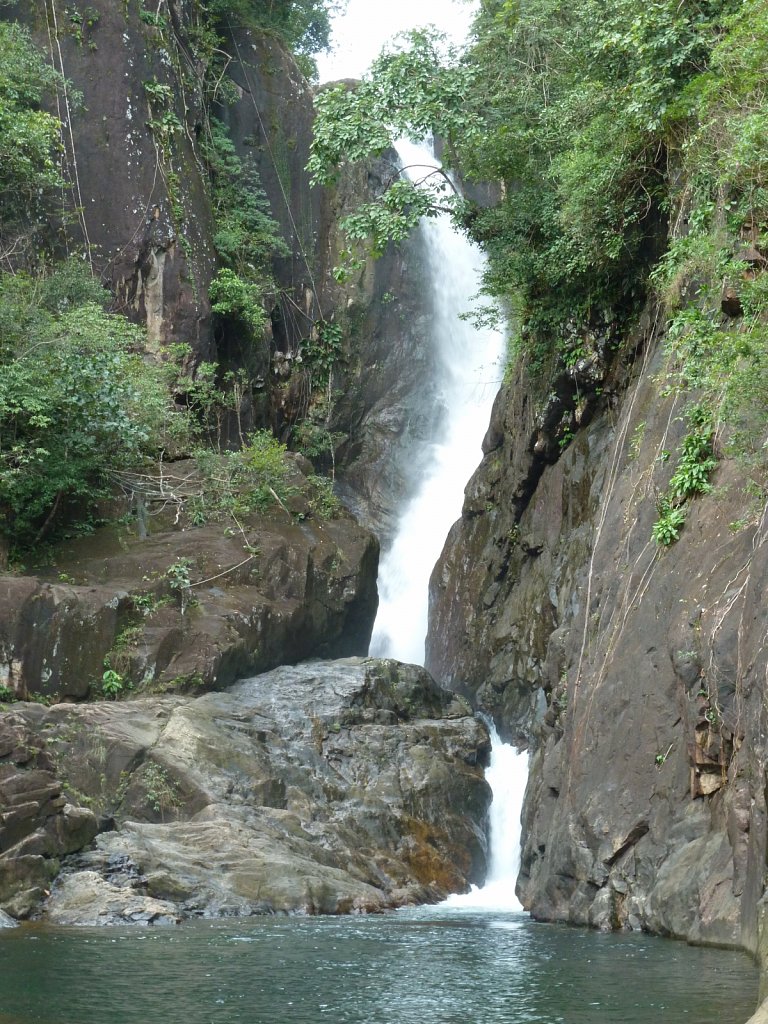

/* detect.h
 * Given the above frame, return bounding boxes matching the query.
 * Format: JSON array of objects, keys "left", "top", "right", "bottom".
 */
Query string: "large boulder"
[{"left": 4, "top": 659, "right": 490, "bottom": 923}]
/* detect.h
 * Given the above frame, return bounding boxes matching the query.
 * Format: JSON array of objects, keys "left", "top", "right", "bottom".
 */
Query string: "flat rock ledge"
[
  {"left": 0, "top": 457, "right": 380, "bottom": 703},
  {"left": 1, "top": 659, "right": 491, "bottom": 925}
]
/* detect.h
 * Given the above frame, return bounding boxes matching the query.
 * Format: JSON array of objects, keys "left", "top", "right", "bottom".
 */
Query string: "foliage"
[
  {"left": 669, "top": 423, "right": 717, "bottom": 500},
  {"left": 307, "top": 474, "right": 340, "bottom": 519},
  {"left": 0, "top": 263, "right": 185, "bottom": 552},
  {"left": 652, "top": 496, "right": 688, "bottom": 546},
  {"left": 652, "top": 407, "right": 717, "bottom": 546},
  {"left": 101, "top": 669, "right": 125, "bottom": 700},
  {"left": 202, "top": 0, "right": 342, "bottom": 78},
  {"left": 666, "top": 0, "right": 768, "bottom": 230},
  {"left": 660, "top": 277, "right": 768, "bottom": 471},
  {"left": 129, "top": 590, "right": 171, "bottom": 616},
  {"left": 163, "top": 345, "right": 251, "bottom": 446},
  {"left": 188, "top": 430, "right": 297, "bottom": 524},
  {"left": 308, "top": 30, "right": 479, "bottom": 186},
  {"left": 308, "top": 31, "right": 475, "bottom": 273},
  {"left": 205, "top": 120, "right": 288, "bottom": 264},
  {"left": 648, "top": 0, "right": 768, "bottom": 507},
  {"left": 209, "top": 267, "right": 268, "bottom": 334},
  {"left": 308, "top": 1, "right": 741, "bottom": 368},
  {"left": 141, "top": 762, "right": 180, "bottom": 815},
  {"left": 0, "top": 21, "right": 66, "bottom": 253},
  {"left": 165, "top": 557, "right": 193, "bottom": 594},
  {"left": 300, "top": 320, "right": 343, "bottom": 385},
  {"left": 291, "top": 422, "right": 344, "bottom": 469},
  {"left": 199, "top": 118, "right": 288, "bottom": 345}
]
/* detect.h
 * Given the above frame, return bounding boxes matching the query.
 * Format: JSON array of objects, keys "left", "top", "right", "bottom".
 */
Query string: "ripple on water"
[{"left": 0, "top": 914, "right": 758, "bottom": 1024}]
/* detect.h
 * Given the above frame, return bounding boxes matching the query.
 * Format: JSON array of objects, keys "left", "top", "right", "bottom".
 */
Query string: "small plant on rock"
[
  {"left": 142, "top": 763, "right": 180, "bottom": 817},
  {"left": 101, "top": 669, "right": 125, "bottom": 700},
  {"left": 652, "top": 496, "right": 688, "bottom": 546},
  {"left": 652, "top": 407, "right": 717, "bottom": 546}
]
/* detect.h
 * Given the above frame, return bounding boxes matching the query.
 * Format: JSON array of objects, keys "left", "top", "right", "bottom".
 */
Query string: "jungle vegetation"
[
  {"left": 0, "top": 3, "right": 338, "bottom": 558},
  {"left": 309, "top": 0, "right": 768, "bottom": 539},
  {"left": 1, "top": 0, "right": 766, "bottom": 555}
]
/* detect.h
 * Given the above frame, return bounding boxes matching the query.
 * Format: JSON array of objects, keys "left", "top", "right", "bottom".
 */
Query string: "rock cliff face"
[
  {"left": 0, "top": 1, "right": 434, "bottom": 691},
  {"left": 7, "top": 0, "right": 218, "bottom": 355},
  {"left": 427, "top": 315, "right": 768, "bottom": 956},
  {"left": 0, "top": 456, "right": 378, "bottom": 701},
  {"left": 1, "top": 660, "right": 490, "bottom": 922}
]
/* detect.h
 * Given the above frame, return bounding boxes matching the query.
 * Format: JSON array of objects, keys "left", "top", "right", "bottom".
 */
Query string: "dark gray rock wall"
[
  {"left": 426, "top": 316, "right": 768, "bottom": 956},
  {"left": 330, "top": 227, "right": 442, "bottom": 544},
  {"left": 6, "top": 0, "right": 218, "bottom": 355}
]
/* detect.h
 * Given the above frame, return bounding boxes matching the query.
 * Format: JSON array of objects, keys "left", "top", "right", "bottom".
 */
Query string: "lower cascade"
[{"left": 442, "top": 720, "right": 528, "bottom": 912}]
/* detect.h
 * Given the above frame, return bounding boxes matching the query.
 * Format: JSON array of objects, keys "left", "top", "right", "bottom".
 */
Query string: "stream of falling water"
[
  {"left": 442, "top": 719, "right": 528, "bottom": 912},
  {"left": 367, "top": 139, "right": 529, "bottom": 909},
  {"left": 368, "top": 137, "right": 504, "bottom": 665}
]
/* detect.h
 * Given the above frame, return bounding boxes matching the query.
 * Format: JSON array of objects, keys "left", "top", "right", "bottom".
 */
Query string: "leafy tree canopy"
[
  {"left": 0, "top": 20, "right": 65, "bottom": 251},
  {"left": 202, "top": 0, "right": 344, "bottom": 76},
  {"left": 308, "top": 0, "right": 746, "bottom": 362},
  {"left": 0, "top": 264, "right": 186, "bottom": 552}
]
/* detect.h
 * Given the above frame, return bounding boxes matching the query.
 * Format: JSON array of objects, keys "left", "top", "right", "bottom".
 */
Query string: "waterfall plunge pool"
[{"left": 0, "top": 911, "right": 757, "bottom": 1024}]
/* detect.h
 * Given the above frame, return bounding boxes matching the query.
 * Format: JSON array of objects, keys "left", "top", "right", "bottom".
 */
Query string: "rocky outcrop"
[
  {"left": 0, "top": 458, "right": 378, "bottom": 702},
  {"left": 330, "top": 227, "right": 443, "bottom": 544},
  {"left": 427, "top": 314, "right": 768, "bottom": 954},
  {"left": 1, "top": 659, "right": 490, "bottom": 923},
  {"left": 0, "top": 714, "right": 98, "bottom": 917},
  {"left": 1, "top": 2, "right": 436, "bottom": 544}
]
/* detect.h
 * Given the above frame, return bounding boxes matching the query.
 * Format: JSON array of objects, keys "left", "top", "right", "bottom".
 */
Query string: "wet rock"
[
  {"left": 426, "top": 314, "right": 768, "bottom": 954},
  {"left": 46, "top": 871, "right": 180, "bottom": 927},
  {"left": 7, "top": 659, "right": 490, "bottom": 923},
  {"left": 0, "top": 715, "right": 98, "bottom": 917}
]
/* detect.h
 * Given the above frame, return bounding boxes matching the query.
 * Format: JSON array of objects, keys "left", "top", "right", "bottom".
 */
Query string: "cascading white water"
[
  {"left": 367, "top": 140, "right": 528, "bottom": 912},
  {"left": 443, "top": 720, "right": 528, "bottom": 912},
  {"left": 368, "top": 138, "right": 505, "bottom": 665}
]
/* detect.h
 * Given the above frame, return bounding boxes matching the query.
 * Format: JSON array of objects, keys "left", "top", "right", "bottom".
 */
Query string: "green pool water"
[{"left": 0, "top": 907, "right": 758, "bottom": 1024}]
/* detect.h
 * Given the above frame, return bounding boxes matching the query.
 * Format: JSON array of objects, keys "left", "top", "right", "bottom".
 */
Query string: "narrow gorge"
[{"left": 1, "top": 1, "right": 767, "bottom": 1022}]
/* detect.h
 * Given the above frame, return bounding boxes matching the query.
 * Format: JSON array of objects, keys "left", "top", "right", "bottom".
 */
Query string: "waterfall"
[
  {"left": 366, "top": 140, "right": 527, "bottom": 911},
  {"left": 369, "top": 138, "right": 505, "bottom": 665},
  {"left": 444, "top": 720, "right": 528, "bottom": 912}
]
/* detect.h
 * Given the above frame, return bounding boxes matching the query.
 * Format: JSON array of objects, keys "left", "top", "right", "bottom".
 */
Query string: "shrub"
[
  {"left": 101, "top": 669, "right": 125, "bottom": 699},
  {"left": 0, "top": 265, "right": 184, "bottom": 551}
]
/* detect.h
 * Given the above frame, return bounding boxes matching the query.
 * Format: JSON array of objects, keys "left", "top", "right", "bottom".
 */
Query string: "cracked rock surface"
[{"left": 2, "top": 659, "right": 490, "bottom": 924}]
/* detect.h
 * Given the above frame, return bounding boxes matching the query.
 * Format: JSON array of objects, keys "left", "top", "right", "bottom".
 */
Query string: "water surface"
[{"left": 0, "top": 909, "right": 757, "bottom": 1024}]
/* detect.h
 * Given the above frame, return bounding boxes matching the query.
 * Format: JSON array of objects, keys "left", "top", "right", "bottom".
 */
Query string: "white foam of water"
[
  {"left": 443, "top": 721, "right": 528, "bottom": 912},
  {"left": 369, "top": 138, "right": 505, "bottom": 665},
  {"left": 366, "top": 141, "right": 526, "bottom": 913}
]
